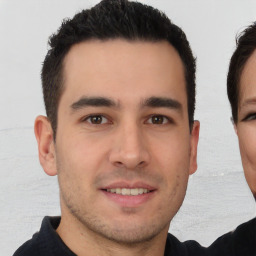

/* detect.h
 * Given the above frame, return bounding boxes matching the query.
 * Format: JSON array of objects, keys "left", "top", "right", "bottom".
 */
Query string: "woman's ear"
[
  {"left": 233, "top": 123, "right": 238, "bottom": 135},
  {"left": 231, "top": 117, "right": 238, "bottom": 135},
  {"left": 34, "top": 115, "right": 57, "bottom": 176}
]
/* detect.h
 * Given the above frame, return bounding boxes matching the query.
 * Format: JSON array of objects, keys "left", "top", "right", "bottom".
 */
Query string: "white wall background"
[{"left": 1, "top": 0, "right": 256, "bottom": 255}]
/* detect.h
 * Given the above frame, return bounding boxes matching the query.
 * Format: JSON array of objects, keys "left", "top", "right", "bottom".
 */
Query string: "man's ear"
[
  {"left": 189, "top": 120, "right": 200, "bottom": 175},
  {"left": 34, "top": 115, "right": 57, "bottom": 176}
]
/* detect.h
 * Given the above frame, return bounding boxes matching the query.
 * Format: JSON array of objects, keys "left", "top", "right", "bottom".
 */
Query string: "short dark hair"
[
  {"left": 42, "top": 0, "right": 196, "bottom": 137},
  {"left": 227, "top": 23, "right": 256, "bottom": 123}
]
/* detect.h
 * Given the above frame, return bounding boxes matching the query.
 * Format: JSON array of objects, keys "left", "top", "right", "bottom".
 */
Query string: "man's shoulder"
[
  {"left": 166, "top": 233, "right": 206, "bottom": 256},
  {"left": 13, "top": 232, "right": 40, "bottom": 256},
  {"left": 12, "top": 216, "right": 63, "bottom": 256}
]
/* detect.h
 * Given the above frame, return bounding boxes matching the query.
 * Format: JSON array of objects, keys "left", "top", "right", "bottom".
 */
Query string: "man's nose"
[{"left": 109, "top": 123, "right": 150, "bottom": 170}]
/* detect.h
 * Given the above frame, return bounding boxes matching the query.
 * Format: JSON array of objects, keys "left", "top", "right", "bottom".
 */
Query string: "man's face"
[{"left": 39, "top": 39, "right": 199, "bottom": 243}]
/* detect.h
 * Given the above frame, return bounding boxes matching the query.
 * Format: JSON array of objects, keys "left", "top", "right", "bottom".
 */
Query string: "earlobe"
[
  {"left": 233, "top": 124, "right": 238, "bottom": 135},
  {"left": 34, "top": 115, "right": 57, "bottom": 176},
  {"left": 189, "top": 120, "right": 200, "bottom": 175}
]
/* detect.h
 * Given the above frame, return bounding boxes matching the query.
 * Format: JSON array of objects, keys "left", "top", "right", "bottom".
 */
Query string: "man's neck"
[{"left": 56, "top": 214, "right": 168, "bottom": 256}]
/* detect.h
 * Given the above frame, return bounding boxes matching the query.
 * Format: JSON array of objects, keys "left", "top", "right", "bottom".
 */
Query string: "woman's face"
[{"left": 236, "top": 49, "right": 256, "bottom": 199}]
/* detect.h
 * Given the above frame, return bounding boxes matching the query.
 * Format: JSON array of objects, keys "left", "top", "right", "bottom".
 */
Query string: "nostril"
[
  {"left": 138, "top": 161, "right": 145, "bottom": 167},
  {"left": 115, "top": 161, "right": 124, "bottom": 167}
]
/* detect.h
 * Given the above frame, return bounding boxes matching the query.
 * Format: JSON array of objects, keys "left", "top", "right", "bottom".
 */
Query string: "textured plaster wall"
[{"left": 0, "top": 1, "right": 255, "bottom": 255}]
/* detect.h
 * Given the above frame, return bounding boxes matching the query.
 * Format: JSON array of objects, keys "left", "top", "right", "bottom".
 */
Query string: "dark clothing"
[
  {"left": 13, "top": 216, "right": 256, "bottom": 256},
  {"left": 13, "top": 216, "right": 203, "bottom": 256},
  {"left": 165, "top": 235, "right": 205, "bottom": 256},
  {"left": 13, "top": 217, "right": 75, "bottom": 256},
  {"left": 206, "top": 217, "right": 256, "bottom": 256}
]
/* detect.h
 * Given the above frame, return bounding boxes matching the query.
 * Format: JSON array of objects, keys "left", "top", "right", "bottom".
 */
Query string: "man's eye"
[
  {"left": 85, "top": 115, "right": 108, "bottom": 124},
  {"left": 147, "top": 115, "right": 170, "bottom": 124},
  {"left": 242, "top": 113, "right": 256, "bottom": 122}
]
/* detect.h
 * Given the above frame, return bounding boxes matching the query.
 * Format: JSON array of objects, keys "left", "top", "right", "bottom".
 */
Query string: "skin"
[
  {"left": 35, "top": 39, "right": 200, "bottom": 256},
  {"left": 235, "top": 49, "right": 256, "bottom": 200}
]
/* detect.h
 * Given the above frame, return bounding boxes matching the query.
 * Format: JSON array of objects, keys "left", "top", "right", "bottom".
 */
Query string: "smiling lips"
[
  {"left": 101, "top": 182, "right": 157, "bottom": 207},
  {"left": 106, "top": 188, "right": 150, "bottom": 196},
  {"left": 100, "top": 181, "right": 157, "bottom": 208}
]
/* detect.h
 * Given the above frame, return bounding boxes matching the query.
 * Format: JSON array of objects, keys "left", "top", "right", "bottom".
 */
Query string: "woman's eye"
[
  {"left": 147, "top": 115, "right": 170, "bottom": 124},
  {"left": 85, "top": 115, "right": 108, "bottom": 124},
  {"left": 242, "top": 113, "right": 256, "bottom": 121}
]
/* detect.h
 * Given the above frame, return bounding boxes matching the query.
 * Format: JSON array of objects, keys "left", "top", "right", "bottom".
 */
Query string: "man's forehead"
[
  {"left": 62, "top": 39, "right": 185, "bottom": 85},
  {"left": 60, "top": 38, "right": 187, "bottom": 110},
  {"left": 63, "top": 38, "right": 181, "bottom": 67}
]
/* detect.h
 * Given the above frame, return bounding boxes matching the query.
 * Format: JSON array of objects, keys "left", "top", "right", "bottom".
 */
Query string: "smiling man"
[
  {"left": 52, "top": 40, "right": 198, "bottom": 251},
  {"left": 13, "top": 1, "right": 201, "bottom": 256}
]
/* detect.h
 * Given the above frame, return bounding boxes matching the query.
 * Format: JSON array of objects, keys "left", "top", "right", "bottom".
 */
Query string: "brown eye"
[
  {"left": 91, "top": 116, "right": 102, "bottom": 124},
  {"left": 148, "top": 115, "right": 169, "bottom": 124},
  {"left": 86, "top": 115, "right": 108, "bottom": 124},
  {"left": 152, "top": 116, "right": 163, "bottom": 124},
  {"left": 242, "top": 113, "right": 256, "bottom": 122}
]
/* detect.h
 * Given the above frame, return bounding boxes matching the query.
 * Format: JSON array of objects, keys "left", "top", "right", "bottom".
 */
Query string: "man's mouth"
[
  {"left": 105, "top": 188, "right": 150, "bottom": 196},
  {"left": 101, "top": 183, "right": 156, "bottom": 207}
]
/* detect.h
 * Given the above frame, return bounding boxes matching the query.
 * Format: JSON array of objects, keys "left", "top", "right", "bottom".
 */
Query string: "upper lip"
[{"left": 101, "top": 181, "right": 157, "bottom": 191}]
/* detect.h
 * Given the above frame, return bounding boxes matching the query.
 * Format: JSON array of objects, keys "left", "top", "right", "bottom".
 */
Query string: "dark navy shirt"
[
  {"left": 13, "top": 216, "right": 256, "bottom": 256},
  {"left": 206, "top": 217, "right": 256, "bottom": 256}
]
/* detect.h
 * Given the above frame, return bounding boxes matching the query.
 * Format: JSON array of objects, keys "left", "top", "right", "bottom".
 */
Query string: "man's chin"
[
  {"left": 96, "top": 223, "right": 167, "bottom": 246},
  {"left": 79, "top": 214, "right": 169, "bottom": 245}
]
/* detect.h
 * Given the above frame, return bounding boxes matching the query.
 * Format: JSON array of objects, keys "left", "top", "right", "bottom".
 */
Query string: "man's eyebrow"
[
  {"left": 142, "top": 97, "right": 182, "bottom": 111},
  {"left": 71, "top": 97, "right": 117, "bottom": 110}
]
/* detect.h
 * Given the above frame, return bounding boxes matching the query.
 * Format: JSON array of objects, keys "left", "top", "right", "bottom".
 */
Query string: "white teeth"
[
  {"left": 121, "top": 188, "right": 129, "bottom": 195},
  {"left": 106, "top": 188, "right": 150, "bottom": 196},
  {"left": 131, "top": 188, "right": 138, "bottom": 195}
]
